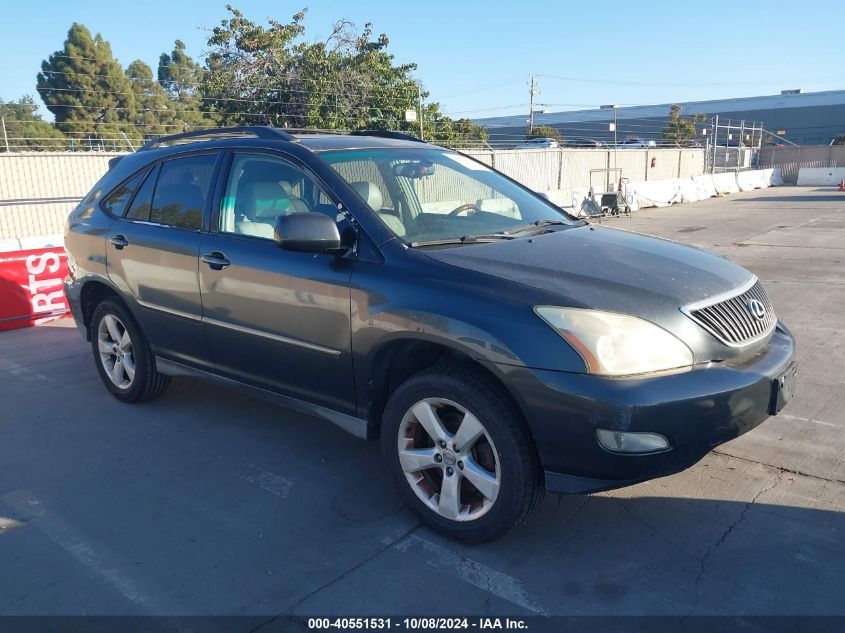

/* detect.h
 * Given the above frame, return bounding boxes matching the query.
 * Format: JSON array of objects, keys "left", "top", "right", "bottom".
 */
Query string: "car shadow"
[
  {"left": 149, "top": 375, "right": 845, "bottom": 616},
  {"left": 1, "top": 326, "right": 842, "bottom": 617}
]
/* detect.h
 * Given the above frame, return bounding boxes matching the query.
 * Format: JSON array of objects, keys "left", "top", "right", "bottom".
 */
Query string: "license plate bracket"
[{"left": 769, "top": 362, "right": 798, "bottom": 415}]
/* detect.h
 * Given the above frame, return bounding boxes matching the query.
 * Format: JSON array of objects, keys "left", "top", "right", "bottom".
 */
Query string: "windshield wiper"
[
  {"left": 409, "top": 234, "right": 514, "bottom": 248},
  {"left": 502, "top": 219, "right": 570, "bottom": 236}
]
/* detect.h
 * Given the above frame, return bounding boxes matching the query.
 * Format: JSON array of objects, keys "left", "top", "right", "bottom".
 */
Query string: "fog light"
[{"left": 596, "top": 429, "right": 669, "bottom": 454}]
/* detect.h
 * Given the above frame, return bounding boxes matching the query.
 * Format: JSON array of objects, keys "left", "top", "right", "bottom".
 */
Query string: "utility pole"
[
  {"left": 417, "top": 82, "right": 424, "bottom": 140},
  {"left": 527, "top": 74, "right": 538, "bottom": 135},
  {"left": 1, "top": 117, "right": 9, "bottom": 152}
]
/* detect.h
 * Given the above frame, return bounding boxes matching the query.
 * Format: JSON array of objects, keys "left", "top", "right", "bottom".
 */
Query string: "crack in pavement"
[
  {"left": 610, "top": 496, "right": 695, "bottom": 558},
  {"left": 712, "top": 449, "right": 845, "bottom": 486},
  {"left": 550, "top": 495, "right": 592, "bottom": 554},
  {"left": 687, "top": 469, "right": 784, "bottom": 617},
  {"left": 254, "top": 523, "right": 423, "bottom": 632}
]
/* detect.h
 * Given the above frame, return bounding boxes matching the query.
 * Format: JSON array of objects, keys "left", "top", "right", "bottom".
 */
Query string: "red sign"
[{"left": 0, "top": 247, "right": 70, "bottom": 331}]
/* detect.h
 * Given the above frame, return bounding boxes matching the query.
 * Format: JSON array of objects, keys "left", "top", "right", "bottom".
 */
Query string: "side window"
[
  {"left": 102, "top": 170, "right": 146, "bottom": 217},
  {"left": 220, "top": 154, "right": 336, "bottom": 240},
  {"left": 125, "top": 167, "right": 158, "bottom": 221},
  {"left": 149, "top": 154, "right": 217, "bottom": 230}
]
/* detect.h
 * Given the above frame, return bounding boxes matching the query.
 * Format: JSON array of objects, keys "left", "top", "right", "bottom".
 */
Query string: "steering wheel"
[{"left": 448, "top": 203, "right": 483, "bottom": 217}]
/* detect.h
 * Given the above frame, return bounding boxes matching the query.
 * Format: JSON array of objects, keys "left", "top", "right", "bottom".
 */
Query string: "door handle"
[
  {"left": 110, "top": 235, "right": 128, "bottom": 250},
  {"left": 201, "top": 252, "right": 230, "bottom": 270}
]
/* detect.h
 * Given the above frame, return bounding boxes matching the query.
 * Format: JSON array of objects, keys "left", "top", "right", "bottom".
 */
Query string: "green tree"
[
  {"left": 36, "top": 23, "right": 138, "bottom": 147},
  {"left": 158, "top": 40, "right": 214, "bottom": 129},
  {"left": 662, "top": 103, "right": 706, "bottom": 144},
  {"left": 0, "top": 96, "right": 66, "bottom": 151},
  {"left": 202, "top": 5, "right": 487, "bottom": 143},
  {"left": 203, "top": 6, "right": 309, "bottom": 127},
  {"left": 527, "top": 125, "right": 562, "bottom": 141},
  {"left": 126, "top": 60, "right": 180, "bottom": 142},
  {"left": 423, "top": 107, "right": 489, "bottom": 147}
]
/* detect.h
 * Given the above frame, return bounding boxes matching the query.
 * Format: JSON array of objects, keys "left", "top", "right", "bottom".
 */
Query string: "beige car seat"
[
  {"left": 350, "top": 181, "right": 406, "bottom": 237},
  {"left": 237, "top": 181, "right": 310, "bottom": 238}
]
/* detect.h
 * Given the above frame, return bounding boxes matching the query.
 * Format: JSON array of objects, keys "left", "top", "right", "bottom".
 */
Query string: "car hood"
[{"left": 423, "top": 225, "right": 754, "bottom": 358}]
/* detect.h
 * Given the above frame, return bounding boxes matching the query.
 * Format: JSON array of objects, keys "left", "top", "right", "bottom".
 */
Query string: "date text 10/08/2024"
[{"left": 307, "top": 618, "right": 529, "bottom": 630}]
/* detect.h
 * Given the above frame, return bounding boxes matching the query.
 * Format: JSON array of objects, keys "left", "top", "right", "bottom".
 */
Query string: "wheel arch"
[
  {"left": 363, "top": 336, "right": 540, "bottom": 459},
  {"left": 78, "top": 278, "right": 132, "bottom": 341}
]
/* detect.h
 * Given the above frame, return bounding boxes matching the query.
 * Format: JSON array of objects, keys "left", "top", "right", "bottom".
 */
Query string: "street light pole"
[
  {"left": 602, "top": 104, "right": 619, "bottom": 190},
  {"left": 613, "top": 106, "right": 618, "bottom": 182}
]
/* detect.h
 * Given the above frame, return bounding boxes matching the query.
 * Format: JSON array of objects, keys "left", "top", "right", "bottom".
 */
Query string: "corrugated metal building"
[{"left": 475, "top": 89, "right": 845, "bottom": 146}]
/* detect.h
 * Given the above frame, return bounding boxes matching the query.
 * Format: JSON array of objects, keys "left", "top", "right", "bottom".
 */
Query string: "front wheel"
[{"left": 381, "top": 365, "right": 543, "bottom": 543}]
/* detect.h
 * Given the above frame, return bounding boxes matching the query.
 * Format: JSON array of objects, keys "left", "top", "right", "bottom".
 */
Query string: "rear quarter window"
[
  {"left": 125, "top": 168, "right": 158, "bottom": 221},
  {"left": 102, "top": 170, "right": 147, "bottom": 217}
]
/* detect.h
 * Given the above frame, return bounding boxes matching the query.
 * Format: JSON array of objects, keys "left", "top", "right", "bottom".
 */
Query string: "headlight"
[{"left": 535, "top": 306, "right": 694, "bottom": 376}]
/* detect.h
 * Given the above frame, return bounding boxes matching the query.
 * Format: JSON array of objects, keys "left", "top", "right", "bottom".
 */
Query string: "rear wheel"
[
  {"left": 90, "top": 299, "right": 170, "bottom": 403},
  {"left": 382, "top": 364, "right": 543, "bottom": 543}
]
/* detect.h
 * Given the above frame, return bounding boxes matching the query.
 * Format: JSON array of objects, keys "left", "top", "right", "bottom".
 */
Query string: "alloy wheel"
[
  {"left": 397, "top": 398, "right": 500, "bottom": 522},
  {"left": 97, "top": 314, "right": 135, "bottom": 389}
]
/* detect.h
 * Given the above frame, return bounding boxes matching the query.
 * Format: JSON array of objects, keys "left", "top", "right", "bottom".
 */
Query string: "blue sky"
[{"left": 3, "top": 0, "right": 844, "bottom": 121}]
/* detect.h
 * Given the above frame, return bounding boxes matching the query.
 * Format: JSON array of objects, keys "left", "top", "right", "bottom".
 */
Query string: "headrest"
[
  {"left": 350, "top": 181, "right": 383, "bottom": 211},
  {"left": 241, "top": 181, "right": 291, "bottom": 219}
]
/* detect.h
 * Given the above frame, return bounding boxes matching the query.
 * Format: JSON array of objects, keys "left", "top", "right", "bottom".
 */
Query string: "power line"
[
  {"left": 537, "top": 73, "right": 845, "bottom": 87},
  {"left": 30, "top": 76, "right": 422, "bottom": 104}
]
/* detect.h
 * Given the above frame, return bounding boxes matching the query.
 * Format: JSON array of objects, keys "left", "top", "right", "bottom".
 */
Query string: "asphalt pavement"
[{"left": 0, "top": 186, "right": 843, "bottom": 624}]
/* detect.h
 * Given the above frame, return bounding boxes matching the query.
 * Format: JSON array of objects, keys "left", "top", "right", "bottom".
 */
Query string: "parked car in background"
[
  {"left": 565, "top": 138, "right": 607, "bottom": 148},
  {"left": 514, "top": 137, "right": 560, "bottom": 149},
  {"left": 64, "top": 126, "right": 796, "bottom": 543},
  {"left": 618, "top": 138, "right": 657, "bottom": 148}
]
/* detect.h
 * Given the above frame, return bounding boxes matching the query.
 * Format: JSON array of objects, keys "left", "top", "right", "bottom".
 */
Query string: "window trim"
[{"left": 114, "top": 149, "right": 224, "bottom": 232}]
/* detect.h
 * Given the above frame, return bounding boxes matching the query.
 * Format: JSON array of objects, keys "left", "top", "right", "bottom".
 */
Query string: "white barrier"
[
  {"left": 622, "top": 169, "right": 781, "bottom": 211},
  {"left": 796, "top": 167, "right": 845, "bottom": 186}
]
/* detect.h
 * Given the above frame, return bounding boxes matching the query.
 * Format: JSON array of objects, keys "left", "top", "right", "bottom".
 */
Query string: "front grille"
[{"left": 683, "top": 278, "right": 777, "bottom": 347}]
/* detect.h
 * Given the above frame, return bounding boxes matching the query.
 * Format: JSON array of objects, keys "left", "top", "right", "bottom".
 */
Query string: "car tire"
[
  {"left": 381, "top": 364, "right": 543, "bottom": 543},
  {"left": 90, "top": 299, "right": 170, "bottom": 403}
]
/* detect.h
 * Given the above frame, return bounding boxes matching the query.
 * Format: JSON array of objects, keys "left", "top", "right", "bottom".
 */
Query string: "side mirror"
[{"left": 274, "top": 213, "right": 342, "bottom": 253}]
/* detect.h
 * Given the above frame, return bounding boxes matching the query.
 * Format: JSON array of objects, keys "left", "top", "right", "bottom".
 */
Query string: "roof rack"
[
  {"left": 138, "top": 126, "right": 296, "bottom": 151},
  {"left": 349, "top": 130, "right": 427, "bottom": 143}
]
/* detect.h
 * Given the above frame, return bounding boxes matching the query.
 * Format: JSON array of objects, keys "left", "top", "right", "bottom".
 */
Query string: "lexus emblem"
[{"left": 747, "top": 299, "right": 766, "bottom": 320}]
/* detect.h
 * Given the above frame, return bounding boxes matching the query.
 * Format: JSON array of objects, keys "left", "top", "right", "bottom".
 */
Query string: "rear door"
[
  {"left": 198, "top": 151, "right": 356, "bottom": 413},
  {"left": 106, "top": 152, "right": 221, "bottom": 368}
]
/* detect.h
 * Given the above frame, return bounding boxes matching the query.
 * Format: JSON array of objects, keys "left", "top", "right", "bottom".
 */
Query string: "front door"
[{"left": 198, "top": 151, "right": 355, "bottom": 413}]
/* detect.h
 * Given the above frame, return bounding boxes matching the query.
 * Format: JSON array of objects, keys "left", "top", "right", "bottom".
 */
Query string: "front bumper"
[{"left": 490, "top": 324, "right": 795, "bottom": 494}]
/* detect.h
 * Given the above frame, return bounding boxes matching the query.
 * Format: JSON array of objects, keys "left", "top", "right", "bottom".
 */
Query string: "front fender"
[{"left": 350, "top": 254, "right": 589, "bottom": 418}]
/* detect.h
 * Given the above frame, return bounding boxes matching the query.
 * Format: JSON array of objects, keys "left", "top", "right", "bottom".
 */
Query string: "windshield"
[{"left": 320, "top": 147, "right": 578, "bottom": 244}]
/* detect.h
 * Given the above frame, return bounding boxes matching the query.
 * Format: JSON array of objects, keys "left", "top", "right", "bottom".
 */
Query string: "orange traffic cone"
[{"left": 839, "top": 179, "right": 845, "bottom": 192}]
